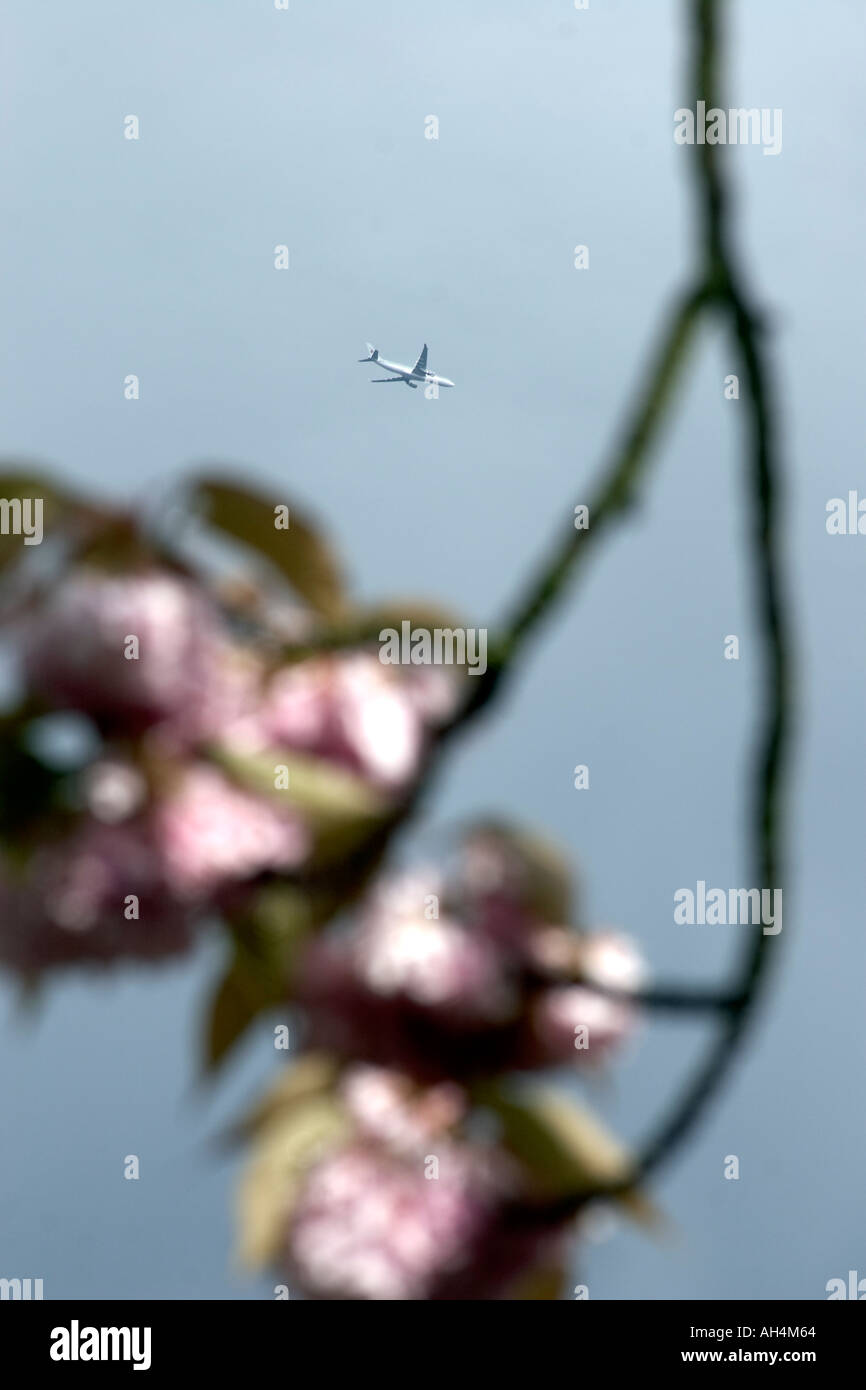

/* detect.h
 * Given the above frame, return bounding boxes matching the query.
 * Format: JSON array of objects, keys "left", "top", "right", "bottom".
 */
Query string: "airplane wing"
[
  {"left": 371, "top": 377, "right": 406, "bottom": 382},
  {"left": 411, "top": 343, "right": 428, "bottom": 376}
]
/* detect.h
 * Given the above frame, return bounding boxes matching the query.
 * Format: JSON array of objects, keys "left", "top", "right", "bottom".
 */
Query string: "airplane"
[{"left": 357, "top": 343, "right": 455, "bottom": 389}]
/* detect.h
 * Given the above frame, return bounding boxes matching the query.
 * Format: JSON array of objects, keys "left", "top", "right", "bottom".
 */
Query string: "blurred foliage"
[{"left": 191, "top": 477, "right": 348, "bottom": 623}]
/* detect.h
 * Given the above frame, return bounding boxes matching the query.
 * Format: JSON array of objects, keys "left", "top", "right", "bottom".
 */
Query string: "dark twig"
[
  {"left": 498, "top": 0, "right": 792, "bottom": 1217},
  {"left": 630, "top": 0, "right": 792, "bottom": 1186}
]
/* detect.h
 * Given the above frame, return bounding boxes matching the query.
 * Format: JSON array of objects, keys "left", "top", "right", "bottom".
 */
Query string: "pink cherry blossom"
[
  {"left": 151, "top": 763, "right": 309, "bottom": 900},
  {"left": 340, "top": 1064, "right": 467, "bottom": 1156},
  {"left": 285, "top": 1134, "right": 559, "bottom": 1301},
  {"left": 21, "top": 569, "right": 227, "bottom": 732},
  {"left": 298, "top": 870, "right": 520, "bottom": 1077},
  {"left": 220, "top": 652, "right": 460, "bottom": 794},
  {"left": 528, "top": 931, "right": 645, "bottom": 1063},
  {"left": 0, "top": 820, "right": 194, "bottom": 970},
  {"left": 298, "top": 866, "right": 644, "bottom": 1078}
]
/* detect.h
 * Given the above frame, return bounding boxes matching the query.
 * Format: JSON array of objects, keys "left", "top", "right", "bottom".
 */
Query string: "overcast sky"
[{"left": 1, "top": 0, "right": 864, "bottom": 1299}]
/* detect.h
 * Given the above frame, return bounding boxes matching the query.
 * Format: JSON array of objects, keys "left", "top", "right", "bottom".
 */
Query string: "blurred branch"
[
  {"left": 459, "top": 285, "right": 710, "bottom": 722},
  {"left": 499, "top": 0, "right": 793, "bottom": 1219},
  {"left": 584, "top": 981, "right": 737, "bottom": 1014},
  {"left": 634, "top": 0, "right": 792, "bottom": 1185}
]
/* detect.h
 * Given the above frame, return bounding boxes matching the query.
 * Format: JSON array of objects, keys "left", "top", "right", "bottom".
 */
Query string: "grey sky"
[{"left": 1, "top": 0, "right": 863, "bottom": 1298}]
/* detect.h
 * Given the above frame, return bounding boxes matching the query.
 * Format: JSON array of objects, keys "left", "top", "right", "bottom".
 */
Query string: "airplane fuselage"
[{"left": 375, "top": 357, "right": 455, "bottom": 388}]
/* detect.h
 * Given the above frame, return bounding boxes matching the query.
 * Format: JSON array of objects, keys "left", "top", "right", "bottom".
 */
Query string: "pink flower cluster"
[
  {"left": 4, "top": 561, "right": 645, "bottom": 1301},
  {"left": 298, "top": 848, "right": 645, "bottom": 1080},
  {"left": 279, "top": 852, "right": 644, "bottom": 1298},
  {"left": 284, "top": 1065, "right": 563, "bottom": 1300},
  {"left": 1, "top": 568, "right": 455, "bottom": 972}
]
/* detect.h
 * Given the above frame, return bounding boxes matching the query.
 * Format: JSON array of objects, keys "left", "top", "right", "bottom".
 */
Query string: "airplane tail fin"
[{"left": 357, "top": 343, "right": 378, "bottom": 362}]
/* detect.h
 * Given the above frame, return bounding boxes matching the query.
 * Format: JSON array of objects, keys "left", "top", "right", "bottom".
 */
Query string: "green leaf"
[
  {"left": 212, "top": 745, "right": 392, "bottom": 866},
  {"left": 230, "top": 882, "right": 315, "bottom": 984},
  {"left": 478, "top": 1082, "right": 655, "bottom": 1226},
  {"left": 272, "top": 598, "right": 476, "bottom": 667},
  {"left": 235, "top": 1092, "right": 351, "bottom": 1268},
  {"left": 202, "top": 951, "right": 275, "bottom": 1073},
  {"left": 0, "top": 470, "right": 68, "bottom": 573},
  {"left": 511, "top": 828, "right": 574, "bottom": 923},
  {"left": 465, "top": 822, "right": 576, "bottom": 924},
  {"left": 205, "top": 885, "right": 342, "bottom": 1073},
  {"left": 509, "top": 1261, "right": 568, "bottom": 1300},
  {"left": 227, "top": 1053, "right": 340, "bottom": 1145},
  {"left": 364, "top": 598, "right": 470, "bottom": 636},
  {"left": 192, "top": 476, "right": 347, "bottom": 621}
]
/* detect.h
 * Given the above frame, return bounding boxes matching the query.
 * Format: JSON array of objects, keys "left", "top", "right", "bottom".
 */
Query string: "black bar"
[{"left": 1, "top": 1299, "right": 858, "bottom": 1375}]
